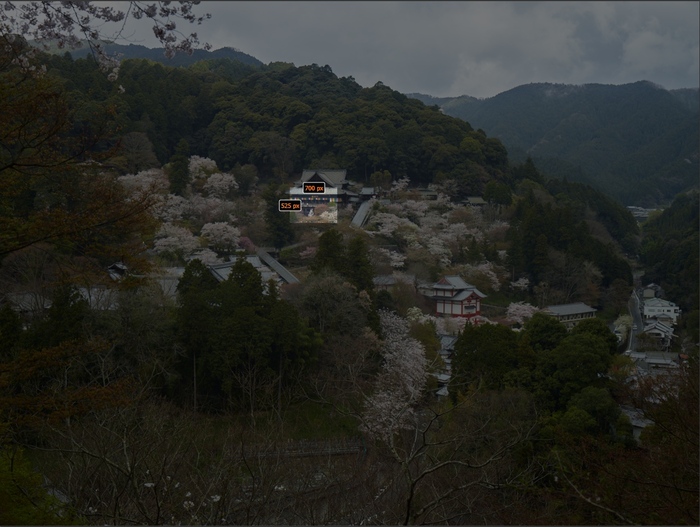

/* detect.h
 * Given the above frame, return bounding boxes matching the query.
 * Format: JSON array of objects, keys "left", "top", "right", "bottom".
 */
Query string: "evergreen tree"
[
  {"left": 344, "top": 235, "right": 375, "bottom": 293},
  {"left": 311, "top": 229, "right": 346, "bottom": 275},
  {"left": 262, "top": 184, "right": 295, "bottom": 249},
  {"left": 168, "top": 139, "right": 190, "bottom": 196}
]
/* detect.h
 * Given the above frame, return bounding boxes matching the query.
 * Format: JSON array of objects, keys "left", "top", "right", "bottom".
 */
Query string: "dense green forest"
[
  {"left": 409, "top": 82, "right": 700, "bottom": 206},
  {"left": 44, "top": 52, "right": 511, "bottom": 196},
  {"left": 640, "top": 191, "right": 699, "bottom": 339},
  {"left": 0, "top": 38, "right": 697, "bottom": 525}
]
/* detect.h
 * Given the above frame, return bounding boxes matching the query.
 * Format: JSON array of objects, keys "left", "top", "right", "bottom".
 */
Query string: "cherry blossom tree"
[
  {"left": 200, "top": 222, "right": 240, "bottom": 254},
  {"left": 188, "top": 195, "right": 235, "bottom": 224},
  {"left": 117, "top": 168, "right": 168, "bottom": 195},
  {"left": 506, "top": 301, "right": 540, "bottom": 326},
  {"left": 299, "top": 246, "right": 317, "bottom": 260},
  {"left": 153, "top": 222, "right": 199, "bottom": 257},
  {"left": 1, "top": 1, "right": 211, "bottom": 77},
  {"left": 362, "top": 311, "right": 428, "bottom": 443},
  {"left": 202, "top": 172, "right": 237, "bottom": 199},
  {"left": 378, "top": 248, "right": 406, "bottom": 269},
  {"left": 189, "top": 248, "right": 222, "bottom": 265},
  {"left": 155, "top": 194, "right": 190, "bottom": 222},
  {"left": 510, "top": 277, "right": 531, "bottom": 292},
  {"left": 474, "top": 261, "right": 502, "bottom": 291},
  {"left": 188, "top": 155, "right": 218, "bottom": 179},
  {"left": 390, "top": 176, "right": 410, "bottom": 194}
]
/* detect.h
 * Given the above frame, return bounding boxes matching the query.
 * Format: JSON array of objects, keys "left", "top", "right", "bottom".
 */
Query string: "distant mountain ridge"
[
  {"left": 33, "top": 40, "right": 264, "bottom": 68},
  {"left": 407, "top": 82, "right": 699, "bottom": 206}
]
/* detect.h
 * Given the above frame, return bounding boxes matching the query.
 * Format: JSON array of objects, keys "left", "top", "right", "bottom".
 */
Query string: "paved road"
[{"left": 627, "top": 290, "right": 644, "bottom": 352}]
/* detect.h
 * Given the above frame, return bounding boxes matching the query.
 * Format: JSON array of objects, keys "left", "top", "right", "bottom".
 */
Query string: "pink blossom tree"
[
  {"left": 202, "top": 172, "right": 238, "bottom": 199},
  {"left": 188, "top": 156, "right": 218, "bottom": 179},
  {"left": 362, "top": 311, "right": 428, "bottom": 443},
  {"left": 153, "top": 223, "right": 199, "bottom": 258},
  {"left": 200, "top": 222, "right": 240, "bottom": 254},
  {"left": 506, "top": 302, "right": 540, "bottom": 326}
]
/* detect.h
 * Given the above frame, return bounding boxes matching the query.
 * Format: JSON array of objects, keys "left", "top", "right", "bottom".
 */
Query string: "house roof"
[
  {"left": 544, "top": 302, "right": 597, "bottom": 316},
  {"left": 466, "top": 196, "right": 487, "bottom": 206},
  {"left": 427, "top": 277, "right": 485, "bottom": 301},
  {"left": 373, "top": 275, "right": 397, "bottom": 286},
  {"left": 299, "top": 169, "right": 347, "bottom": 187},
  {"left": 643, "top": 320, "right": 676, "bottom": 337},
  {"left": 439, "top": 334, "right": 458, "bottom": 350},
  {"left": 437, "top": 276, "right": 472, "bottom": 289},
  {"left": 361, "top": 187, "right": 376, "bottom": 196},
  {"left": 256, "top": 249, "right": 299, "bottom": 284},
  {"left": 351, "top": 199, "right": 373, "bottom": 227},
  {"left": 208, "top": 256, "right": 280, "bottom": 285},
  {"left": 619, "top": 405, "right": 653, "bottom": 429},
  {"left": 451, "top": 289, "right": 486, "bottom": 301},
  {"left": 644, "top": 298, "right": 678, "bottom": 309},
  {"left": 428, "top": 276, "right": 486, "bottom": 299}
]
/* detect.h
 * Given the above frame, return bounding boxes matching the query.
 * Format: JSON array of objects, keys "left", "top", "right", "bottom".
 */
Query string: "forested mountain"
[
  {"left": 38, "top": 41, "right": 264, "bottom": 68},
  {"left": 44, "top": 53, "right": 513, "bottom": 197},
  {"left": 408, "top": 82, "right": 700, "bottom": 206},
  {"left": 641, "top": 190, "right": 699, "bottom": 317}
]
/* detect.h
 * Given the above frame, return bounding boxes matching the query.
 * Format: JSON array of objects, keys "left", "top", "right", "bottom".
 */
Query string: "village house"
[
  {"left": 643, "top": 297, "right": 681, "bottom": 325},
  {"left": 641, "top": 319, "right": 676, "bottom": 351},
  {"left": 642, "top": 283, "right": 663, "bottom": 300},
  {"left": 542, "top": 302, "right": 597, "bottom": 329},
  {"left": 423, "top": 275, "right": 486, "bottom": 319}
]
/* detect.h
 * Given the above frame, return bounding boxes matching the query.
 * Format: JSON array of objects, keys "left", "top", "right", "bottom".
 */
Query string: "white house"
[{"left": 643, "top": 298, "right": 680, "bottom": 325}]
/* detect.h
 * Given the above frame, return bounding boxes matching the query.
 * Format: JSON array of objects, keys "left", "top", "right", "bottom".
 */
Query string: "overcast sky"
[{"left": 117, "top": 1, "right": 698, "bottom": 98}]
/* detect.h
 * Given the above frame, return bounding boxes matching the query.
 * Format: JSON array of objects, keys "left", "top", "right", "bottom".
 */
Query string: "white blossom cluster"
[
  {"left": 189, "top": 248, "right": 222, "bottom": 265},
  {"left": 362, "top": 311, "right": 428, "bottom": 443},
  {"left": 424, "top": 237, "right": 452, "bottom": 267},
  {"left": 189, "top": 155, "right": 219, "bottom": 179},
  {"left": 200, "top": 222, "right": 240, "bottom": 252},
  {"left": 118, "top": 168, "right": 169, "bottom": 195},
  {"left": 405, "top": 307, "right": 469, "bottom": 336},
  {"left": 390, "top": 176, "right": 410, "bottom": 193},
  {"left": 155, "top": 194, "right": 190, "bottom": 223},
  {"left": 370, "top": 212, "right": 419, "bottom": 239},
  {"left": 474, "top": 261, "right": 502, "bottom": 291},
  {"left": 367, "top": 196, "right": 496, "bottom": 271},
  {"left": 378, "top": 248, "right": 406, "bottom": 269},
  {"left": 506, "top": 301, "right": 540, "bottom": 325},
  {"left": 153, "top": 223, "right": 199, "bottom": 256},
  {"left": 202, "top": 172, "right": 238, "bottom": 199},
  {"left": 188, "top": 195, "right": 235, "bottom": 224},
  {"left": 510, "top": 277, "right": 531, "bottom": 291},
  {"left": 140, "top": 156, "right": 242, "bottom": 259}
]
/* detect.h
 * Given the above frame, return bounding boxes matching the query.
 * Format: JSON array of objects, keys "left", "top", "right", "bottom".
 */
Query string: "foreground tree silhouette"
[{"left": 0, "top": 1, "right": 211, "bottom": 75}]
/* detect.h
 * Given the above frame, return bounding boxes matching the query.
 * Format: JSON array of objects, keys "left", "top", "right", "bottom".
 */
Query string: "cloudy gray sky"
[{"left": 119, "top": 1, "right": 698, "bottom": 98}]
